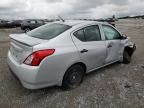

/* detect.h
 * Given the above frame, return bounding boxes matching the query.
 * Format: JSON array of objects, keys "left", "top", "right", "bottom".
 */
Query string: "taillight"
[{"left": 24, "top": 49, "right": 55, "bottom": 66}]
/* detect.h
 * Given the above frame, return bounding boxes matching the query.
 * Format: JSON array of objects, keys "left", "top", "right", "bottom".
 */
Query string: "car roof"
[{"left": 55, "top": 20, "right": 105, "bottom": 26}]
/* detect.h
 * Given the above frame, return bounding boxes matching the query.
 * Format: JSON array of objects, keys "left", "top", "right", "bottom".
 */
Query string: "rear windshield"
[{"left": 27, "top": 23, "right": 71, "bottom": 40}]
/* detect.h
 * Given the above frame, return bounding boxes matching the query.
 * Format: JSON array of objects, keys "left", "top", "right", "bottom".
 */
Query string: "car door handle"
[
  {"left": 80, "top": 49, "right": 88, "bottom": 53},
  {"left": 107, "top": 44, "right": 112, "bottom": 48}
]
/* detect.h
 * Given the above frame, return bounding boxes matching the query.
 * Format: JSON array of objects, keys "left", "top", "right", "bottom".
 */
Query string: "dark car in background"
[
  {"left": 12, "top": 20, "right": 23, "bottom": 27},
  {"left": 0, "top": 20, "right": 14, "bottom": 28},
  {"left": 0, "top": 20, "right": 8, "bottom": 28},
  {"left": 21, "top": 19, "right": 49, "bottom": 32},
  {"left": 0, "top": 20, "right": 22, "bottom": 28}
]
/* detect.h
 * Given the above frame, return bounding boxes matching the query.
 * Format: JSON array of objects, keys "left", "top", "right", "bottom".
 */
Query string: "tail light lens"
[{"left": 24, "top": 49, "right": 55, "bottom": 66}]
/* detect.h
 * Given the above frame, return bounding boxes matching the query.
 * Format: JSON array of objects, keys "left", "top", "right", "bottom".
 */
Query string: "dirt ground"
[{"left": 0, "top": 19, "right": 144, "bottom": 108}]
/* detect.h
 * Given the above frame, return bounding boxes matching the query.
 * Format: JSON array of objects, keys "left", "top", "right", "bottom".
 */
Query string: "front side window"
[
  {"left": 27, "top": 23, "right": 71, "bottom": 40},
  {"left": 73, "top": 25, "right": 101, "bottom": 42},
  {"left": 102, "top": 25, "right": 121, "bottom": 40}
]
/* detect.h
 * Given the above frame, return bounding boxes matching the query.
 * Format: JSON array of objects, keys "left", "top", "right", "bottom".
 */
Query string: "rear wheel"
[
  {"left": 62, "top": 65, "right": 85, "bottom": 90},
  {"left": 123, "top": 50, "right": 131, "bottom": 64}
]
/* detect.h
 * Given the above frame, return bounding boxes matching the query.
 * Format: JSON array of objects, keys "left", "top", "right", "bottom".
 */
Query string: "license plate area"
[{"left": 10, "top": 45, "right": 20, "bottom": 60}]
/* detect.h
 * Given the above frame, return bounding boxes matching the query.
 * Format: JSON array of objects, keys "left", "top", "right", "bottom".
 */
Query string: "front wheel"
[
  {"left": 62, "top": 65, "right": 85, "bottom": 90},
  {"left": 123, "top": 51, "right": 131, "bottom": 64}
]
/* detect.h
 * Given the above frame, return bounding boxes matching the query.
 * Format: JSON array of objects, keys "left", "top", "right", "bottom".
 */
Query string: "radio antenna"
[{"left": 58, "top": 16, "right": 65, "bottom": 22}]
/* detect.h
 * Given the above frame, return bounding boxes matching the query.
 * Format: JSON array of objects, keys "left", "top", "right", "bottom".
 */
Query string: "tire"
[
  {"left": 25, "top": 28, "right": 30, "bottom": 32},
  {"left": 62, "top": 65, "right": 85, "bottom": 90},
  {"left": 123, "top": 50, "right": 131, "bottom": 64}
]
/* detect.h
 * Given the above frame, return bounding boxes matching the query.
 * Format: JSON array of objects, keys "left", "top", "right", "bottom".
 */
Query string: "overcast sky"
[{"left": 0, "top": 0, "right": 144, "bottom": 19}]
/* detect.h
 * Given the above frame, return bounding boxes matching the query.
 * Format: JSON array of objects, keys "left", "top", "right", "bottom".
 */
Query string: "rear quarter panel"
[{"left": 33, "top": 32, "right": 81, "bottom": 85}]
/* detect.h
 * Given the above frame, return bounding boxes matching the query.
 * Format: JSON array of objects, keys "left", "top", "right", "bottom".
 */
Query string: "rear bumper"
[{"left": 7, "top": 51, "right": 46, "bottom": 89}]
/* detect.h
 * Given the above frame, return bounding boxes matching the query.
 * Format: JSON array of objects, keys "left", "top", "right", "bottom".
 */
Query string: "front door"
[{"left": 102, "top": 25, "right": 122, "bottom": 64}]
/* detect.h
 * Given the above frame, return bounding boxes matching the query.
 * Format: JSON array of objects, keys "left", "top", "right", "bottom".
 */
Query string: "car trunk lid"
[{"left": 9, "top": 33, "right": 48, "bottom": 64}]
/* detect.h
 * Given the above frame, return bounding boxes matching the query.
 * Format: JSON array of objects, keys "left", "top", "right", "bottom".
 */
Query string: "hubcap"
[{"left": 70, "top": 69, "right": 82, "bottom": 86}]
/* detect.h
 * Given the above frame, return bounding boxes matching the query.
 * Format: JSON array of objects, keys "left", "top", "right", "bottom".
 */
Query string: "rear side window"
[
  {"left": 27, "top": 23, "right": 71, "bottom": 40},
  {"left": 73, "top": 25, "right": 101, "bottom": 42},
  {"left": 84, "top": 25, "right": 101, "bottom": 41},
  {"left": 73, "top": 29, "right": 85, "bottom": 41}
]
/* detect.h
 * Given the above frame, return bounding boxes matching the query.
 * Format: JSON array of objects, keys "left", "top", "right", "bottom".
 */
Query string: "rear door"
[
  {"left": 101, "top": 24, "right": 122, "bottom": 64},
  {"left": 72, "top": 25, "right": 107, "bottom": 71}
]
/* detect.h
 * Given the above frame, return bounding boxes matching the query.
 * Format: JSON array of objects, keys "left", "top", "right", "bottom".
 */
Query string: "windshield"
[{"left": 27, "top": 23, "right": 71, "bottom": 40}]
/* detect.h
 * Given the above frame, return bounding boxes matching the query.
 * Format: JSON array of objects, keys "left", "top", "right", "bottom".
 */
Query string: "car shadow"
[{"left": 85, "top": 62, "right": 121, "bottom": 78}]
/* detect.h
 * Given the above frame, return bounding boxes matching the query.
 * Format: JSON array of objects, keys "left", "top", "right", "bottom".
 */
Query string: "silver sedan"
[{"left": 7, "top": 20, "right": 136, "bottom": 90}]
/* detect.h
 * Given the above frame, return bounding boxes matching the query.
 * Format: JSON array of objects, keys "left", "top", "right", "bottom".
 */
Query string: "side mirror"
[{"left": 121, "top": 34, "right": 127, "bottom": 39}]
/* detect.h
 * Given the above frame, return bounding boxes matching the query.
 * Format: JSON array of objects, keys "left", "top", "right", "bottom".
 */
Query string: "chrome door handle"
[
  {"left": 107, "top": 44, "right": 112, "bottom": 48},
  {"left": 80, "top": 49, "right": 88, "bottom": 53}
]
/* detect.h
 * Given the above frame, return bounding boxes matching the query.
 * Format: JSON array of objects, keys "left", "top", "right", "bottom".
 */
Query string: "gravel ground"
[{"left": 0, "top": 19, "right": 144, "bottom": 108}]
